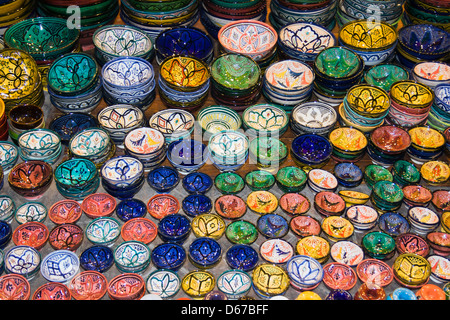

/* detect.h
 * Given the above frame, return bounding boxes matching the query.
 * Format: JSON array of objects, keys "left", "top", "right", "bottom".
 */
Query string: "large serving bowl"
[
  {"left": 8, "top": 160, "right": 53, "bottom": 200},
  {"left": 218, "top": 20, "right": 277, "bottom": 62},
  {"left": 93, "top": 24, "right": 153, "bottom": 65},
  {"left": 339, "top": 19, "right": 398, "bottom": 66}
]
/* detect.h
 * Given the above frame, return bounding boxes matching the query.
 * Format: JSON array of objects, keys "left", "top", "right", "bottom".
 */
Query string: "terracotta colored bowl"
[
  {"left": 147, "top": 194, "right": 180, "bottom": 220},
  {"left": 431, "top": 190, "right": 450, "bottom": 213},
  {"left": 214, "top": 195, "right": 247, "bottom": 220},
  {"left": 81, "top": 193, "right": 117, "bottom": 219},
  {"left": 314, "top": 191, "right": 346, "bottom": 216},
  {"left": 390, "top": 99, "right": 431, "bottom": 115},
  {"left": 0, "top": 274, "right": 31, "bottom": 300},
  {"left": 107, "top": 273, "right": 145, "bottom": 300},
  {"left": 12, "top": 221, "right": 49, "bottom": 250},
  {"left": 32, "top": 282, "right": 71, "bottom": 300},
  {"left": 121, "top": 217, "right": 158, "bottom": 244},
  {"left": 370, "top": 125, "right": 411, "bottom": 153},
  {"left": 48, "top": 223, "right": 84, "bottom": 251},
  {"left": 8, "top": 160, "right": 53, "bottom": 199},
  {"left": 426, "top": 232, "right": 450, "bottom": 256},
  {"left": 402, "top": 185, "right": 433, "bottom": 207},
  {"left": 48, "top": 199, "right": 83, "bottom": 224},
  {"left": 69, "top": 271, "right": 108, "bottom": 300}
]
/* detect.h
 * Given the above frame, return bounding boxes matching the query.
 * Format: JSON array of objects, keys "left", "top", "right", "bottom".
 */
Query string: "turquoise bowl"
[
  {"left": 4, "top": 17, "right": 80, "bottom": 62},
  {"left": 47, "top": 52, "right": 100, "bottom": 97}
]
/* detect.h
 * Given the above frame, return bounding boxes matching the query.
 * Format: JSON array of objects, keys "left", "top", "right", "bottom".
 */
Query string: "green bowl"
[
  {"left": 364, "top": 63, "right": 410, "bottom": 92},
  {"left": 391, "top": 160, "right": 421, "bottom": 186},
  {"left": 126, "top": 0, "right": 192, "bottom": 12},
  {"left": 362, "top": 231, "right": 396, "bottom": 260},
  {"left": 38, "top": 0, "right": 117, "bottom": 18},
  {"left": 47, "top": 52, "right": 99, "bottom": 96},
  {"left": 364, "top": 164, "right": 393, "bottom": 188},
  {"left": 214, "top": 172, "right": 245, "bottom": 195},
  {"left": 245, "top": 170, "right": 276, "bottom": 191},
  {"left": 4, "top": 17, "right": 80, "bottom": 62},
  {"left": 276, "top": 166, "right": 307, "bottom": 193},
  {"left": 314, "top": 46, "right": 363, "bottom": 79},
  {"left": 249, "top": 136, "right": 288, "bottom": 166}
]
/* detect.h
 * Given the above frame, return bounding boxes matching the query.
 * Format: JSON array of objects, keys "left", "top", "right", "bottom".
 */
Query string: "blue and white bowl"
[
  {"left": 4, "top": 245, "right": 41, "bottom": 280},
  {"left": 40, "top": 250, "right": 80, "bottom": 283},
  {"left": 286, "top": 255, "right": 324, "bottom": 290},
  {"left": 101, "top": 156, "right": 144, "bottom": 188},
  {"left": 0, "top": 141, "right": 18, "bottom": 173},
  {"left": 148, "top": 108, "right": 195, "bottom": 144},
  {"left": 167, "top": 139, "right": 209, "bottom": 175},
  {"left": 114, "top": 240, "right": 151, "bottom": 273}
]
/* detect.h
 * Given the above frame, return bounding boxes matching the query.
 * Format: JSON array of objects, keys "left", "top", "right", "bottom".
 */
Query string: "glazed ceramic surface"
[
  {"left": 330, "top": 241, "right": 364, "bottom": 267},
  {"left": 160, "top": 55, "right": 210, "bottom": 89},
  {"left": 146, "top": 269, "right": 181, "bottom": 299},
  {"left": 211, "top": 53, "right": 261, "bottom": 90},
  {"left": 40, "top": 250, "right": 80, "bottom": 283},
  {"left": 265, "top": 60, "right": 315, "bottom": 92}
]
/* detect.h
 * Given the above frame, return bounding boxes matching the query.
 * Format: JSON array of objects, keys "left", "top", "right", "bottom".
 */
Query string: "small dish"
[
  {"left": 431, "top": 190, "right": 450, "bottom": 213},
  {"left": 321, "top": 216, "right": 354, "bottom": 242},
  {"left": 146, "top": 269, "right": 181, "bottom": 299},
  {"left": 333, "top": 162, "right": 363, "bottom": 188},
  {"left": 427, "top": 255, "right": 450, "bottom": 284},
  {"left": 214, "top": 172, "right": 245, "bottom": 195},
  {"left": 225, "top": 244, "right": 259, "bottom": 272},
  {"left": 279, "top": 193, "right": 310, "bottom": 215},
  {"left": 14, "top": 201, "right": 47, "bottom": 225},
  {"left": 114, "top": 240, "right": 151, "bottom": 273},
  {"left": 69, "top": 270, "right": 108, "bottom": 300},
  {"left": 107, "top": 273, "right": 145, "bottom": 300},
  {"left": 215, "top": 195, "right": 247, "bottom": 220},
  {"left": 157, "top": 213, "right": 191, "bottom": 244},
  {"left": 378, "top": 211, "right": 410, "bottom": 237},
  {"left": 345, "top": 205, "right": 378, "bottom": 231},
  {"left": 48, "top": 199, "right": 82, "bottom": 225},
  {"left": 191, "top": 213, "right": 226, "bottom": 240},
  {"left": 12, "top": 221, "right": 49, "bottom": 250},
  {"left": 121, "top": 217, "right": 157, "bottom": 244},
  {"left": 426, "top": 232, "right": 450, "bottom": 256},
  {"left": 246, "top": 191, "right": 278, "bottom": 215},
  {"left": 322, "top": 262, "right": 357, "bottom": 291},
  {"left": 393, "top": 253, "right": 431, "bottom": 288},
  {"left": 0, "top": 274, "right": 30, "bottom": 300},
  {"left": 289, "top": 215, "right": 321, "bottom": 238},
  {"left": 81, "top": 193, "right": 117, "bottom": 219},
  {"left": 244, "top": 170, "right": 276, "bottom": 191},
  {"left": 260, "top": 238, "right": 294, "bottom": 264},
  {"left": 32, "top": 282, "right": 72, "bottom": 300},
  {"left": 257, "top": 213, "right": 289, "bottom": 239},
  {"left": 285, "top": 255, "right": 324, "bottom": 292},
  {"left": 295, "top": 235, "right": 330, "bottom": 264},
  {"left": 4, "top": 245, "right": 41, "bottom": 280},
  {"left": 330, "top": 240, "right": 364, "bottom": 267},
  {"left": 188, "top": 237, "right": 222, "bottom": 269},
  {"left": 146, "top": 165, "right": 179, "bottom": 193},
  {"left": 115, "top": 198, "right": 146, "bottom": 222},
  {"left": 182, "top": 172, "right": 213, "bottom": 194},
  {"left": 253, "top": 263, "right": 290, "bottom": 298},
  {"left": 182, "top": 194, "right": 213, "bottom": 218},
  {"left": 49, "top": 223, "right": 84, "bottom": 251},
  {"left": 146, "top": 243, "right": 184, "bottom": 271},
  {"left": 217, "top": 269, "right": 252, "bottom": 299},
  {"left": 41, "top": 250, "right": 80, "bottom": 283},
  {"left": 308, "top": 168, "right": 338, "bottom": 193},
  {"left": 356, "top": 259, "right": 394, "bottom": 287},
  {"left": 338, "top": 190, "right": 370, "bottom": 207},
  {"left": 421, "top": 161, "right": 450, "bottom": 185},
  {"left": 396, "top": 233, "right": 430, "bottom": 257},
  {"left": 79, "top": 245, "right": 114, "bottom": 273},
  {"left": 314, "top": 191, "right": 346, "bottom": 217},
  {"left": 181, "top": 270, "right": 216, "bottom": 299},
  {"left": 275, "top": 166, "right": 307, "bottom": 193},
  {"left": 362, "top": 231, "right": 396, "bottom": 260},
  {"left": 225, "top": 220, "right": 258, "bottom": 245},
  {"left": 408, "top": 206, "right": 440, "bottom": 234},
  {"left": 147, "top": 194, "right": 180, "bottom": 219},
  {"left": 416, "top": 284, "right": 447, "bottom": 300},
  {"left": 85, "top": 217, "right": 121, "bottom": 247},
  {"left": 8, "top": 160, "right": 53, "bottom": 200}
]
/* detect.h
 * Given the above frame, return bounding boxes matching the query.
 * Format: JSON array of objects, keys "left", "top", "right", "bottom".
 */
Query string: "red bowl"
[
  {"left": 147, "top": 194, "right": 180, "bottom": 220},
  {"left": 32, "top": 282, "right": 71, "bottom": 300},
  {"left": 107, "top": 273, "right": 145, "bottom": 300},
  {"left": 402, "top": 185, "right": 433, "bottom": 207},
  {"left": 314, "top": 191, "right": 346, "bottom": 217},
  {"left": 81, "top": 193, "right": 117, "bottom": 219},
  {"left": 48, "top": 223, "right": 84, "bottom": 251},
  {"left": 431, "top": 189, "right": 450, "bottom": 213},
  {"left": 8, "top": 160, "right": 53, "bottom": 200},
  {"left": 323, "top": 262, "right": 358, "bottom": 290},
  {"left": 121, "top": 217, "right": 158, "bottom": 244},
  {"left": 48, "top": 199, "right": 83, "bottom": 224},
  {"left": 426, "top": 232, "right": 450, "bottom": 256},
  {"left": 370, "top": 125, "right": 411, "bottom": 153},
  {"left": 289, "top": 215, "right": 321, "bottom": 238},
  {"left": 390, "top": 99, "right": 431, "bottom": 115},
  {"left": 12, "top": 221, "right": 49, "bottom": 250},
  {"left": 0, "top": 274, "right": 31, "bottom": 300},
  {"left": 69, "top": 271, "right": 108, "bottom": 300},
  {"left": 214, "top": 195, "right": 247, "bottom": 220},
  {"left": 395, "top": 233, "right": 430, "bottom": 257}
]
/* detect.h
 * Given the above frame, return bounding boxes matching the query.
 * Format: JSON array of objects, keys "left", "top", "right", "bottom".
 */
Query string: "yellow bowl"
[
  {"left": 329, "top": 126, "right": 368, "bottom": 152},
  {"left": 338, "top": 190, "right": 370, "bottom": 206},
  {"left": 408, "top": 126, "right": 446, "bottom": 151},
  {"left": 339, "top": 19, "right": 397, "bottom": 52},
  {"left": 0, "top": 0, "right": 27, "bottom": 19},
  {"left": 420, "top": 161, "right": 450, "bottom": 185},
  {"left": 390, "top": 80, "right": 434, "bottom": 109},
  {"left": 0, "top": 0, "right": 34, "bottom": 25},
  {"left": 393, "top": 253, "right": 431, "bottom": 288},
  {"left": 159, "top": 55, "right": 210, "bottom": 91},
  {"left": 296, "top": 235, "right": 330, "bottom": 264},
  {"left": 321, "top": 216, "right": 354, "bottom": 242},
  {"left": 346, "top": 84, "right": 390, "bottom": 116},
  {"left": 338, "top": 103, "right": 385, "bottom": 133}
]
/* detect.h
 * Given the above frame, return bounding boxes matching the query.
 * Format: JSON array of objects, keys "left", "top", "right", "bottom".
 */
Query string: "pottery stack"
[
  {"left": 403, "top": 0, "right": 450, "bottom": 32},
  {"left": 367, "top": 125, "right": 411, "bottom": 167},
  {"left": 337, "top": 0, "right": 405, "bottom": 27},
  {"left": 200, "top": 0, "right": 267, "bottom": 39},
  {"left": 428, "top": 84, "right": 450, "bottom": 132},
  {"left": 269, "top": 0, "right": 337, "bottom": 31},
  {"left": 120, "top": 0, "right": 200, "bottom": 41},
  {"left": 0, "top": 0, "right": 36, "bottom": 35},
  {"left": 407, "top": 126, "right": 446, "bottom": 165},
  {"left": 37, "top": 0, "right": 119, "bottom": 51}
]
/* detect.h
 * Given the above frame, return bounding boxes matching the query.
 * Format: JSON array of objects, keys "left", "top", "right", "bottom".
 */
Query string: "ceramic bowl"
[
  {"left": 371, "top": 180, "right": 404, "bottom": 212},
  {"left": 8, "top": 160, "right": 53, "bottom": 200},
  {"left": 108, "top": 273, "right": 145, "bottom": 300},
  {"left": 81, "top": 193, "right": 116, "bottom": 219},
  {"left": 345, "top": 205, "right": 378, "bottom": 231},
  {"left": 217, "top": 269, "right": 251, "bottom": 299},
  {"left": 188, "top": 237, "right": 222, "bottom": 268},
  {"left": 264, "top": 59, "right": 315, "bottom": 95},
  {"left": 275, "top": 166, "right": 307, "bottom": 193},
  {"left": 362, "top": 231, "right": 396, "bottom": 260},
  {"left": 356, "top": 258, "right": 394, "bottom": 287},
  {"left": 314, "top": 46, "right": 364, "bottom": 81},
  {"left": 321, "top": 216, "right": 354, "bottom": 242},
  {"left": 197, "top": 104, "right": 242, "bottom": 137},
  {"left": 427, "top": 255, "right": 450, "bottom": 284},
  {"left": 48, "top": 199, "right": 82, "bottom": 225},
  {"left": 378, "top": 211, "right": 410, "bottom": 236},
  {"left": 69, "top": 127, "right": 111, "bottom": 159},
  {"left": 0, "top": 220, "right": 12, "bottom": 250},
  {"left": 218, "top": 20, "right": 277, "bottom": 61},
  {"left": 277, "top": 22, "right": 336, "bottom": 62},
  {"left": 121, "top": 216, "right": 157, "bottom": 244},
  {"left": 338, "top": 190, "right": 370, "bottom": 207},
  {"left": 257, "top": 213, "right": 289, "bottom": 239},
  {"left": 214, "top": 195, "right": 247, "bottom": 220},
  {"left": 370, "top": 125, "right": 411, "bottom": 156},
  {"left": 364, "top": 63, "right": 410, "bottom": 92},
  {"left": 0, "top": 274, "right": 31, "bottom": 300},
  {"left": 182, "top": 171, "right": 213, "bottom": 194},
  {"left": 242, "top": 103, "right": 288, "bottom": 136},
  {"left": 102, "top": 55, "right": 154, "bottom": 89},
  {"left": 114, "top": 240, "right": 151, "bottom": 273},
  {"left": 191, "top": 212, "right": 225, "bottom": 239},
  {"left": 148, "top": 108, "right": 194, "bottom": 143},
  {"left": 154, "top": 26, "right": 214, "bottom": 64},
  {"left": 402, "top": 185, "right": 432, "bottom": 208},
  {"left": 396, "top": 232, "right": 430, "bottom": 257},
  {"left": 32, "top": 282, "right": 72, "bottom": 300},
  {"left": 145, "top": 269, "right": 181, "bottom": 299},
  {"left": 101, "top": 156, "right": 144, "bottom": 188},
  {"left": 390, "top": 81, "right": 434, "bottom": 110},
  {"left": 8, "top": 104, "right": 43, "bottom": 131},
  {"left": 345, "top": 84, "right": 390, "bottom": 118},
  {"left": 393, "top": 253, "right": 431, "bottom": 288},
  {"left": 426, "top": 232, "right": 450, "bottom": 256},
  {"left": 420, "top": 161, "right": 450, "bottom": 185},
  {"left": 260, "top": 238, "right": 294, "bottom": 265},
  {"left": 85, "top": 216, "right": 121, "bottom": 247},
  {"left": 158, "top": 213, "right": 191, "bottom": 244},
  {"left": 244, "top": 170, "right": 276, "bottom": 191},
  {"left": 181, "top": 270, "right": 216, "bottom": 299},
  {"left": 12, "top": 221, "right": 49, "bottom": 250},
  {"left": 49, "top": 112, "right": 98, "bottom": 146},
  {"left": 289, "top": 215, "right": 321, "bottom": 238},
  {"left": 408, "top": 206, "right": 440, "bottom": 234},
  {"left": 225, "top": 244, "right": 258, "bottom": 272},
  {"left": 295, "top": 235, "right": 330, "bottom": 264},
  {"left": 290, "top": 101, "right": 337, "bottom": 136},
  {"left": 322, "top": 262, "right": 357, "bottom": 291},
  {"left": 412, "top": 61, "right": 450, "bottom": 89},
  {"left": 147, "top": 194, "right": 180, "bottom": 220},
  {"left": 330, "top": 240, "right": 364, "bottom": 267},
  {"left": 4, "top": 245, "right": 41, "bottom": 280},
  {"left": 0, "top": 141, "right": 18, "bottom": 173},
  {"left": 151, "top": 242, "right": 186, "bottom": 271},
  {"left": 391, "top": 160, "right": 421, "bottom": 187},
  {"left": 249, "top": 136, "right": 288, "bottom": 170},
  {"left": 69, "top": 270, "right": 108, "bottom": 300},
  {"left": 308, "top": 168, "right": 338, "bottom": 192},
  {"left": 47, "top": 52, "right": 99, "bottom": 96},
  {"left": 0, "top": 195, "right": 15, "bottom": 224},
  {"left": 225, "top": 220, "right": 258, "bottom": 245},
  {"left": 215, "top": 172, "right": 245, "bottom": 195},
  {"left": 208, "top": 130, "right": 249, "bottom": 170},
  {"left": 49, "top": 223, "right": 84, "bottom": 251},
  {"left": 432, "top": 190, "right": 450, "bottom": 214},
  {"left": 146, "top": 165, "right": 179, "bottom": 193},
  {"left": 333, "top": 162, "right": 363, "bottom": 187},
  {"left": 93, "top": 24, "right": 153, "bottom": 64},
  {"left": 123, "top": 127, "right": 165, "bottom": 158},
  {"left": 291, "top": 134, "right": 332, "bottom": 169},
  {"left": 17, "top": 128, "right": 61, "bottom": 160},
  {"left": 314, "top": 191, "right": 346, "bottom": 217},
  {"left": 329, "top": 126, "right": 367, "bottom": 156},
  {"left": 252, "top": 263, "right": 290, "bottom": 298},
  {"left": 14, "top": 201, "right": 47, "bottom": 225},
  {"left": 279, "top": 193, "right": 310, "bottom": 216},
  {"left": 167, "top": 139, "right": 209, "bottom": 175},
  {"left": 285, "top": 255, "right": 324, "bottom": 291},
  {"left": 41, "top": 250, "right": 80, "bottom": 283},
  {"left": 434, "top": 84, "right": 450, "bottom": 113},
  {"left": 79, "top": 245, "right": 114, "bottom": 273}
]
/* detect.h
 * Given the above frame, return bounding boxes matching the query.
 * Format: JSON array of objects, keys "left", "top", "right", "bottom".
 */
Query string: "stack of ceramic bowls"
[
  {"left": 329, "top": 126, "right": 368, "bottom": 163},
  {"left": 368, "top": 125, "right": 411, "bottom": 167},
  {"left": 262, "top": 59, "right": 315, "bottom": 112},
  {"left": 313, "top": 46, "right": 365, "bottom": 106},
  {"left": 270, "top": 0, "right": 337, "bottom": 31},
  {"left": 120, "top": 0, "right": 199, "bottom": 41},
  {"left": 47, "top": 52, "right": 101, "bottom": 113},
  {"left": 54, "top": 158, "right": 100, "bottom": 200},
  {"left": 3, "top": 17, "right": 80, "bottom": 87},
  {"left": 363, "top": 63, "right": 410, "bottom": 92},
  {"left": 17, "top": 129, "right": 62, "bottom": 164},
  {"left": 93, "top": 24, "right": 154, "bottom": 66},
  {"left": 277, "top": 22, "right": 336, "bottom": 65},
  {"left": 68, "top": 128, "right": 115, "bottom": 169},
  {"left": 154, "top": 26, "right": 214, "bottom": 65},
  {"left": 249, "top": 136, "right": 288, "bottom": 171},
  {"left": 197, "top": 105, "right": 242, "bottom": 139},
  {"left": 290, "top": 101, "right": 337, "bottom": 136},
  {"left": 158, "top": 55, "right": 210, "bottom": 111},
  {"left": 97, "top": 104, "right": 145, "bottom": 148},
  {"left": 37, "top": 0, "right": 120, "bottom": 51},
  {"left": 341, "top": 84, "right": 390, "bottom": 131},
  {"left": 167, "top": 139, "right": 209, "bottom": 175},
  {"left": 337, "top": 0, "right": 405, "bottom": 27},
  {"left": 0, "top": 48, "right": 44, "bottom": 113},
  {"left": 428, "top": 84, "right": 450, "bottom": 132},
  {"left": 200, "top": 0, "right": 267, "bottom": 39},
  {"left": 0, "top": 0, "right": 36, "bottom": 35},
  {"left": 7, "top": 104, "right": 44, "bottom": 144},
  {"left": 124, "top": 127, "right": 166, "bottom": 172},
  {"left": 407, "top": 126, "right": 445, "bottom": 165},
  {"left": 370, "top": 180, "right": 404, "bottom": 212},
  {"left": 396, "top": 24, "right": 450, "bottom": 69},
  {"left": 149, "top": 109, "right": 195, "bottom": 144},
  {"left": 339, "top": 20, "right": 398, "bottom": 67},
  {"left": 403, "top": 0, "right": 450, "bottom": 33},
  {"left": 291, "top": 133, "right": 333, "bottom": 170},
  {"left": 242, "top": 103, "right": 289, "bottom": 137},
  {"left": 100, "top": 156, "right": 145, "bottom": 200},
  {"left": 411, "top": 61, "right": 450, "bottom": 90},
  {"left": 218, "top": 20, "right": 278, "bottom": 71},
  {"left": 208, "top": 130, "right": 249, "bottom": 171},
  {"left": 386, "top": 80, "right": 434, "bottom": 128},
  {"left": 210, "top": 53, "right": 262, "bottom": 111},
  {"left": 102, "top": 56, "right": 156, "bottom": 111}
]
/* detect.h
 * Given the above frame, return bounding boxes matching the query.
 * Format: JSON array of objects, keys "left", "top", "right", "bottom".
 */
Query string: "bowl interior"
[
  {"left": 264, "top": 59, "right": 315, "bottom": 91},
  {"left": 340, "top": 20, "right": 397, "bottom": 50},
  {"left": 398, "top": 24, "right": 450, "bottom": 56},
  {"left": 279, "top": 22, "right": 336, "bottom": 54},
  {"left": 315, "top": 47, "right": 362, "bottom": 78},
  {"left": 102, "top": 57, "right": 154, "bottom": 88},
  {"left": 9, "top": 161, "right": 52, "bottom": 188}
]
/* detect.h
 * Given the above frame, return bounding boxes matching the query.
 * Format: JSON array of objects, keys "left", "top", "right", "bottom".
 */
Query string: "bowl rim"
[
  {"left": 291, "top": 133, "right": 333, "bottom": 163},
  {"left": 17, "top": 128, "right": 61, "bottom": 151},
  {"left": 412, "top": 61, "right": 450, "bottom": 84},
  {"left": 218, "top": 19, "right": 278, "bottom": 57},
  {"left": 4, "top": 17, "right": 80, "bottom": 58},
  {"left": 197, "top": 104, "right": 242, "bottom": 132},
  {"left": 339, "top": 19, "right": 398, "bottom": 52},
  {"left": 407, "top": 205, "right": 441, "bottom": 227},
  {"left": 345, "top": 83, "right": 391, "bottom": 116},
  {"left": 370, "top": 124, "right": 412, "bottom": 152},
  {"left": 54, "top": 158, "right": 98, "bottom": 187},
  {"left": 113, "top": 239, "right": 151, "bottom": 268},
  {"left": 148, "top": 108, "right": 195, "bottom": 134},
  {"left": 107, "top": 273, "right": 145, "bottom": 299},
  {"left": 100, "top": 155, "right": 144, "bottom": 183},
  {"left": 397, "top": 23, "right": 450, "bottom": 56},
  {"left": 364, "top": 62, "right": 410, "bottom": 88},
  {"left": 8, "top": 160, "right": 53, "bottom": 189}
]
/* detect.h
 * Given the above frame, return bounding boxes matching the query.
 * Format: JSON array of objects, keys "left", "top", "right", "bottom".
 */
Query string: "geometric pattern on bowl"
[
  {"left": 339, "top": 20, "right": 397, "bottom": 51},
  {"left": 264, "top": 59, "right": 315, "bottom": 93}
]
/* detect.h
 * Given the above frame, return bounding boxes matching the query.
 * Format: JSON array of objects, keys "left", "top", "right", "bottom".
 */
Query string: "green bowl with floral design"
[{"left": 242, "top": 103, "right": 288, "bottom": 137}]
